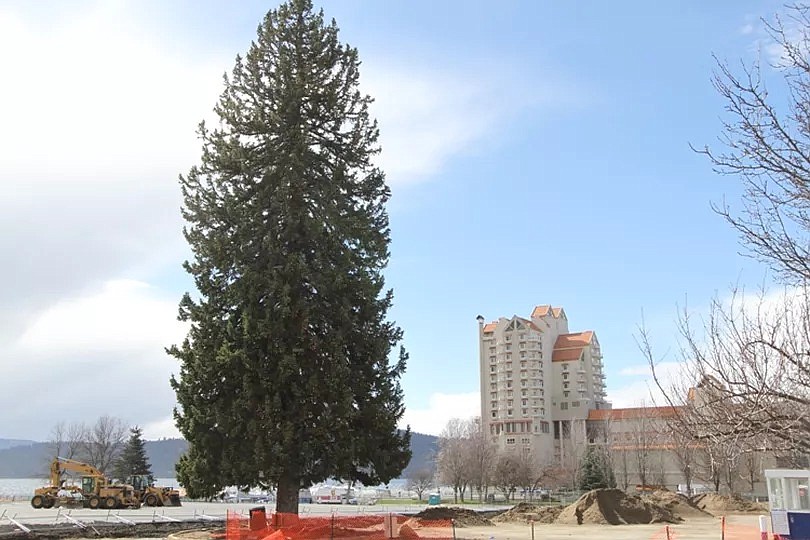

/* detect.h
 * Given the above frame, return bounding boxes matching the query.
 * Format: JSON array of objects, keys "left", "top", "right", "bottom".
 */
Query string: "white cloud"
[
  {"left": 0, "top": 3, "right": 574, "bottom": 439},
  {"left": 400, "top": 392, "right": 480, "bottom": 435},
  {"left": 607, "top": 361, "right": 685, "bottom": 408},
  {"left": 364, "top": 60, "right": 584, "bottom": 186},
  {"left": 0, "top": 4, "right": 225, "bottom": 182},
  {"left": 17, "top": 279, "right": 187, "bottom": 355},
  {"left": 740, "top": 23, "right": 755, "bottom": 35},
  {"left": 142, "top": 416, "right": 183, "bottom": 441}
]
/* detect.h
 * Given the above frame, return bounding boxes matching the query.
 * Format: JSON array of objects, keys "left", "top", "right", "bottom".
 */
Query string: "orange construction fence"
[{"left": 226, "top": 510, "right": 456, "bottom": 540}]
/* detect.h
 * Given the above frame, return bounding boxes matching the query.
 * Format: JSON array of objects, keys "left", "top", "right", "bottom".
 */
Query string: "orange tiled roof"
[
  {"left": 483, "top": 323, "right": 497, "bottom": 333},
  {"left": 551, "top": 331, "right": 593, "bottom": 362},
  {"left": 587, "top": 406, "right": 681, "bottom": 421},
  {"left": 531, "top": 305, "right": 565, "bottom": 318}
]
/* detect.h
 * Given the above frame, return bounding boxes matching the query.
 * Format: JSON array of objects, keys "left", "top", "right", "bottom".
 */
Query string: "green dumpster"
[{"left": 428, "top": 494, "right": 440, "bottom": 505}]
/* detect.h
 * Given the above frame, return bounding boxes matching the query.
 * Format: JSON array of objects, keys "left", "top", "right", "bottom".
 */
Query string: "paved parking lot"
[{"left": 0, "top": 500, "right": 450, "bottom": 526}]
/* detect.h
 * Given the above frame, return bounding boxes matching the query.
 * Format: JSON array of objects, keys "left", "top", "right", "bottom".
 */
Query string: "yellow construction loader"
[
  {"left": 125, "top": 474, "right": 182, "bottom": 506},
  {"left": 31, "top": 457, "right": 141, "bottom": 509}
]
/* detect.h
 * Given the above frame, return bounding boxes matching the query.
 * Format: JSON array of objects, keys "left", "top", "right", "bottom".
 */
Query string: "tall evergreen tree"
[
  {"left": 112, "top": 426, "right": 152, "bottom": 480},
  {"left": 168, "top": 0, "right": 410, "bottom": 514}
]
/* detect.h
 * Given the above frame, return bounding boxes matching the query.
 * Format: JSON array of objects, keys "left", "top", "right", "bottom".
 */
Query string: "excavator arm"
[{"left": 50, "top": 457, "right": 105, "bottom": 486}]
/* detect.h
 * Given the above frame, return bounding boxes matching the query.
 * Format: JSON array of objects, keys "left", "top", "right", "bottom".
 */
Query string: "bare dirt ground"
[{"left": 453, "top": 514, "right": 765, "bottom": 540}]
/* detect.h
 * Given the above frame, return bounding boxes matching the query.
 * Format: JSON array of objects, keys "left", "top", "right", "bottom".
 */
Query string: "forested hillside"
[{"left": 0, "top": 432, "right": 437, "bottom": 479}]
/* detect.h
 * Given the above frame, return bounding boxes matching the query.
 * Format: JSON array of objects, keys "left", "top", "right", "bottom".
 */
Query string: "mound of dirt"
[
  {"left": 690, "top": 493, "right": 768, "bottom": 514},
  {"left": 643, "top": 490, "right": 712, "bottom": 519},
  {"left": 492, "top": 502, "right": 564, "bottom": 524},
  {"left": 555, "top": 489, "right": 681, "bottom": 525},
  {"left": 412, "top": 507, "right": 493, "bottom": 527}
]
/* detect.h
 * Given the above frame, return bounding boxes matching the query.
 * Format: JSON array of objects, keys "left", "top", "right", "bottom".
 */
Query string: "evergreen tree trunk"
[{"left": 276, "top": 472, "right": 300, "bottom": 515}]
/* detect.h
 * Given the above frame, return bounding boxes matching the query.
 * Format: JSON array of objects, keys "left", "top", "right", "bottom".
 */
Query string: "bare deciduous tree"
[
  {"left": 697, "top": 443, "right": 723, "bottom": 493},
  {"left": 81, "top": 415, "right": 127, "bottom": 475},
  {"left": 464, "top": 417, "right": 496, "bottom": 502},
  {"left": 436, "top": 418, "right": 471, "bottom": 503},
  {"left": 666, "top": 417, "right": 697, "bottom": 495},
  {"left": 629, "top": 411, "right": 655, "bottom": 488},
  {"left": 493, "top": 451, "right": 522, "bottom": 502},
  {"left": 49, "top": 421, "right": 86, "bottom": 461},
  {"left": 742, "top": 450, "right": 762, "bottom": 495},
  {"left": 406, "top": 468, "right": 433, "bottom": 501},
  {"left": 695, "top": 5, "right": 810, "bottom": 285},
  {"left": 640, "top": 4, "right": 810, "bottom": 483}
]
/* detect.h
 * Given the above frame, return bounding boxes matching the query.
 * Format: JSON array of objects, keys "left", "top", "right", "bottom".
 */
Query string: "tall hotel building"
[{"left": 477, "top": 305, "right": 610, "bottom": 467}]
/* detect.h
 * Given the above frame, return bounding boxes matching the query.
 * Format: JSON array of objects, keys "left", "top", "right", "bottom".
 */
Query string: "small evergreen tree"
[
  {"left": 113, "top": 426, "right": 152, "bottom": 480},
  {"left": 578, "top": 446, "right": 616, "bottom": 491}
]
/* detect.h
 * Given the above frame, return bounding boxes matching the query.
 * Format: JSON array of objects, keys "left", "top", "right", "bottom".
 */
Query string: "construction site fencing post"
[
  {"left": 330, "top": 512, "right": 335, "bottom": 540},
  {"left": 451, "top": 519, "right": 456, "bottom": 540},
  {"left": 721, "top": 516, "right": 726, "bottom": 540},
  {"left": 759, "top": 515, "right": 768, "bottom": 540},
  {"left": 530, "top": 519, "right": 535, "bottom": 540}
]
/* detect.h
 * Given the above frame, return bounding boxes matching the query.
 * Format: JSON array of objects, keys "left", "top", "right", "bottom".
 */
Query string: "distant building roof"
[
  {"left": 587, "top": 406, "right": 681, "bottom": 421},
  {"left": 552, "top": 331, "right": 594, "bottom": 362}
]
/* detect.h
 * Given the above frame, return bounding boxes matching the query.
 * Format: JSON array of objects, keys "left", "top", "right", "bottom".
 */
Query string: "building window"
[
  {"left": 522, "top": 408, "right": 528, "bottom": 415},
  {"left": 572, "top": 400, "right": 580, "bottom": 407},
  {"left": 506, "top": 438, "right": 515, "bottom": 444},
  {"left": 491, "top": 411, "right": 496, "bottom": 418},
  {"left": 521, "top": 389, "right": 527, "bottom": 397},
  {"left": 563, "top": 382, "right": 569, "bottom": 389},
  {"left": 522, "top": 438, "right": 530, "bottom": 444},
  {"left": 507, "top": 390, "right": 513, "bottom": 397},
  {"left": 507, "top": 400, "right": 513, "bottom": 407},
  {"left": 540, "top": 421, "right": 550, "bottom": 433},
  {"left": 561, "top": 402, "right": 569, "bottom": 410},
  {"left": 563, "top": 391, "right": 569, "bottom": 398},
  {"left": 507, "top": 381, "right": 512, "bottom": 388},
  {"left": 507, "top": 409, "right": 513, "bottom": 416},
  {"left": 522, "top": 399, "right": 528, "bottom": 406},
  {"left": 562, "top": 364, "right": 568, "bottom": 371},
  {"left": 490, "top": 365, "right": 496, "bottom": 373},
  {"left": 563, "top": 373, "right": 569, "bottom": 380}
]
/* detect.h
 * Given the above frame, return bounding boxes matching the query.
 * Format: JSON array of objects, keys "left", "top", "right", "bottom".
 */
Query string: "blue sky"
[{"left": 0, "top": 0, "right": 789, "bottom": 439}]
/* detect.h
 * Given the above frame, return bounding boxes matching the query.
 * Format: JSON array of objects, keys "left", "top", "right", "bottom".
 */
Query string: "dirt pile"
[
  {"left": 642, "top": 490, "right": 712, "bottom": 519},
  {"left": 492, "top": 502, "right": 564, "bottom": 524},
  {"left": 690, "top": 493, "right": 768, "bottom": 514},
  {"left": 412, "top": 507, "right": 492, "bottom": 527},
  {"left": 554, "top": 489, "right": 681, "bottom": 525}
]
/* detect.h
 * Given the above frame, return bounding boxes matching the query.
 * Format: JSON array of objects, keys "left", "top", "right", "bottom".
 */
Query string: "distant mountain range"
[{"left": 0, "top": 431, "right": 437, "bottom": 480}]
